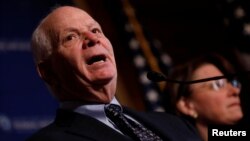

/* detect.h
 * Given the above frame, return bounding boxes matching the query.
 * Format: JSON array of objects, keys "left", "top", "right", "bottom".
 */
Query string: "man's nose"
[{"left": 82, "top": 32, "right": 99, "bottom": 48}]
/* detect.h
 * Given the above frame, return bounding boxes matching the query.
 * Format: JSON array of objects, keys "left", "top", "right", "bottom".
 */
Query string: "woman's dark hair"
[{"left": 164, "top": 53, "right": 236, "bottom": 114}]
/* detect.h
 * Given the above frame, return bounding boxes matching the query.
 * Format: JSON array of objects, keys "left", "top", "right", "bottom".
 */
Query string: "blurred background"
[{"left": 0, "top": 0, "right": 249, "bottom": 140}]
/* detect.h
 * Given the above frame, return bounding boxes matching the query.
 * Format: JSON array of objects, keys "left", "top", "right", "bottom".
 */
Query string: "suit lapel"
[
  {"left": 123, "top": 108, "right": 171, "bottom": 130},
  {"left": 123, "top": 107, "right": 201, "bottom": 141},
  {"left": 55, "top": 109, "right": 132, "bottom": 141},
  {"left": 123, "top": 107, "right": 172, "bottom": 141}
]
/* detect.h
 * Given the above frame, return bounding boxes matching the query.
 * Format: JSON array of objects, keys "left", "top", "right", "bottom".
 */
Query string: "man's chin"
[{"left": 92, "top": 75, "right": 116, "bottom": 85}]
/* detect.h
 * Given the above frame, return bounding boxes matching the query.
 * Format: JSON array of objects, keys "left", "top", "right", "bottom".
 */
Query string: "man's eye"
[
  {"left": 65, "top": 34, "right": 78, "bottom": 41},
  {"left": 62, "top": 34, "right": 80, "bottom": 46},
  {"left": 92, "top": 28, "right": 101, "bottom": 34}
]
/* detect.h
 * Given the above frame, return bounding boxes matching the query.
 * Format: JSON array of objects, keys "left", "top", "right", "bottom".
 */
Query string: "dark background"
[{"left": 0, "top": 0, "right": 249, "bottom": 140}]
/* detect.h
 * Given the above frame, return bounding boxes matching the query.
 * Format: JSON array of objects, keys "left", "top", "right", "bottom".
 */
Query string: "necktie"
[{"left": 105, "top": 104, "right": 163, "bottom": 141}]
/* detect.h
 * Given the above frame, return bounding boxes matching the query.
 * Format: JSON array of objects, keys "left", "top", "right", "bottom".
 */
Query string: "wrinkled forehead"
[{"left": 43, "top": 6, "right": 98, "bottom": 31}]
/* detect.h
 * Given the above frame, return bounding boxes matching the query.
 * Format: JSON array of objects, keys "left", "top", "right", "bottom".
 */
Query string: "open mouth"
[{"left": 87, "top": 55, "right": 107, "bottom": 65}]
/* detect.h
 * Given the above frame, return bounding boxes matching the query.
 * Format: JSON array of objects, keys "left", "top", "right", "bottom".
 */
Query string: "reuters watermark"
[
  {"left": 208, "top": 125, "right": 249, "bottom": 141},
  {"left": 212, "top": 129, "right": 246, "bottom": 136}
]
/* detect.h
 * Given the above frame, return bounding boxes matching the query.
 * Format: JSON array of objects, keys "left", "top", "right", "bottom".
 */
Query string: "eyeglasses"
[
  {"left": 176, "top": 77, "right": 242, "bottom": 98},
  {"left": 209, "top": 78, "right": 241, "bottom": 91}
]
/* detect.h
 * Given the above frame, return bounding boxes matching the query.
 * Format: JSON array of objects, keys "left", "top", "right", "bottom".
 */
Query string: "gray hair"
[{"left": 30, "top": 8, "right": 59, "bottom": 65}]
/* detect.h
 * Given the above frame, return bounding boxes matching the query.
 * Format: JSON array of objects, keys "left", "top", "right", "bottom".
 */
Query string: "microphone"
[
  {"left": 146, "top": 71, "right": 166, "bottom": 82},
  {"left": 147, "top": 71, "right": 189, "bottom": 84},
  {"left": 147, "top": 71, "right": 236, "bottom": 84}
]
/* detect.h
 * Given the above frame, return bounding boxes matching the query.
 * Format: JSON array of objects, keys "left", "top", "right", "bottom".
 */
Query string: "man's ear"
[
  {"left": 37, "top": 61, "right": 54, "bottom": 85},
  {"left": 176, "top": 97, "right": 198, "bottom": 119}
]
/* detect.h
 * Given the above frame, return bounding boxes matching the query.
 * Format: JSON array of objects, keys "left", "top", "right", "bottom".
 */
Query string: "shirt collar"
[{"left": 60, "top": 97, "right": 121, "bottom": 124}]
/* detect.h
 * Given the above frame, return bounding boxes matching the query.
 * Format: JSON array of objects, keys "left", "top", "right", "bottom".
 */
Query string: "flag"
[
  {"left": 106, "top": 0, "right": 172, "bottom": 111},
  {"left": 220, "top": 0, "right": 250, "bottom": 52}
]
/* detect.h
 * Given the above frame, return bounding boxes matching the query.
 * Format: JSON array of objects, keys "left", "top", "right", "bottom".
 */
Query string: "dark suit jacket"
[{"left": 26, "top": 108, "right": 202, "bottom": 141}]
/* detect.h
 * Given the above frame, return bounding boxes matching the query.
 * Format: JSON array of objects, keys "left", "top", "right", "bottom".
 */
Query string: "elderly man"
[{"left": 27, "top": 6, "right": 202, "bottom": 141}]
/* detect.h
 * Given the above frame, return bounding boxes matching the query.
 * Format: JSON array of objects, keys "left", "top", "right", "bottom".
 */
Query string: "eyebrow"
[
  {"left": 186, "top": 76, "right": 227, "bottom": 84},
  {"left": 62, "top": 27, "right": 80, "bottom": 33},
  {"left": 61, "top": 23, "right": 102, "bottom": 34},
  {"left": 89, "top": 22, "right": 102, "bottom": 31},
  {"left": 180, "top": 71, "right": 248, "bottom": 85},
  {"left": 169, "top": 72, "right": 246, "bottom": 85}
]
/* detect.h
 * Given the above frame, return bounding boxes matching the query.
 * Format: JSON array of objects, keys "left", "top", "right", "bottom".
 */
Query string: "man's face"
[{"left": 44, "top": 7, "right": 117, "bottom": 103}]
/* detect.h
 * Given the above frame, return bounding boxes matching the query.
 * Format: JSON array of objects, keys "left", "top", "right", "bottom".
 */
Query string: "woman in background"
[{"left": 164, "top": 53, "right": 243, "bottom": 141}]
